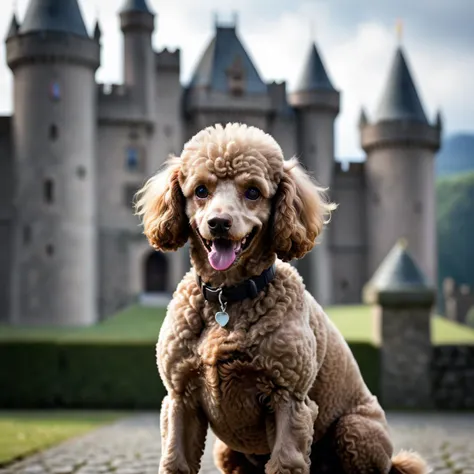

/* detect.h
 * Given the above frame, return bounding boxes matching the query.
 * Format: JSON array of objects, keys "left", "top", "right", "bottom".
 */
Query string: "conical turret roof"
[
  {"left": 363, "top": 239, "right": 435, "bottom": 306},
  {"left": 6, "top": 14, "right": 19, "bottom": 39},
  {"left": 189, "top": 25, "right": 267, "bottom": 94},
  {"left": 19, "top": 0, "right": 89, "bottom": 37},
  {"left": 121, "top": 0, "right": 153, "bottom": 14},
  {"left": 295, "top": 43, "right": 335, "bottom": 92},
  {"left": 375, "top": 47, "right": 428, "bottom": 124}
]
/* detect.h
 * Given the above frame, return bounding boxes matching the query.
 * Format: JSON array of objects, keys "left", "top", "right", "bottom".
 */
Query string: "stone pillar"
[{"left": 363, "top": 239, "right": 436, "bottom": 409}]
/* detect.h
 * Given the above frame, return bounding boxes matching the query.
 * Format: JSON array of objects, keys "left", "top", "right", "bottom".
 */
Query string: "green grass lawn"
[
  {"left": 0, "top": 305, "right": 166, "bottom": 343},
  {"left": 1, "top": 303, "right": 474, "bottom": 345},
  {"left": 0, "top": 411, "right": 123, "bottom": 466}
]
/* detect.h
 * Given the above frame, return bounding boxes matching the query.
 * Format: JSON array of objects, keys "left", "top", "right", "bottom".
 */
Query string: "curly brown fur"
[{"left": 135, "top": 123, "right": 428, "bottom": 474}]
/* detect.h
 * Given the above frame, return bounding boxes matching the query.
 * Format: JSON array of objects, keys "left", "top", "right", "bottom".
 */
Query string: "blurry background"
[{"left": 0, "top": 0, "right": 473, "bottom": 428}]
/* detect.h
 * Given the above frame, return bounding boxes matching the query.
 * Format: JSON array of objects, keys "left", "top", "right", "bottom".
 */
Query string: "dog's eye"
[
  {"left": 245, "top": 187, "right": 260, "bottom": 201},
  {"left": 195, "top": 185, "right": 209, "bottom": 199}
]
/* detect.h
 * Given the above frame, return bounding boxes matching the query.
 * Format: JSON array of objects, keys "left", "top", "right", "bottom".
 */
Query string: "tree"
[{"left": 437, "top": 171, "right": 474, "bottom": 306}]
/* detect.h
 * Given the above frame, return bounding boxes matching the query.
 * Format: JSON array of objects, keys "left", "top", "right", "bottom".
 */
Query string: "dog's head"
[{"left": 135, "top": 123, "right": 336, "bottom": 281}]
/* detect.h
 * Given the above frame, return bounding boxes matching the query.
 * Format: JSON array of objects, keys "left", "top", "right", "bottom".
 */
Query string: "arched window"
[
  {"left": 126, "top": 147, "right": 140, "bottom": 171},
  {"left": 44, "top": 179, "right": 55, "bottom": 204},
  {"left": 145, "top": 251, "right": 169, "bottom": 293},
  {"left": 49, "top": 124, "right": 58, "bottom": 141}
]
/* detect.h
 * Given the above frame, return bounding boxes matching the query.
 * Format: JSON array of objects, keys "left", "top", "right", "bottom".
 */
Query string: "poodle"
[{"left": 135, "top": 123, "right": 429, "bottom": 474}]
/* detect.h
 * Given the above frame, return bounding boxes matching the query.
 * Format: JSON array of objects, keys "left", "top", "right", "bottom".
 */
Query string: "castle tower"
[
  {"left": 6, "top": 0, "right": 100, "bottom": 325},
  {"left": 289, "top": 43, "right": 340, "bottom": 306},
  {"left": 120, "top": 0, "right": 155, "bottom": 120},
  {"left": 360, "top": 47, "right": 441, "bottom": 282},
  {"left": 185, "top": 20, "right": 272, "bottom": 136}
]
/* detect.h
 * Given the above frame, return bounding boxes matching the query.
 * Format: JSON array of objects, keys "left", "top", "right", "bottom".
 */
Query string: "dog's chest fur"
[{"left": 196, "top": 323, "right": 274, "bottom": 454}]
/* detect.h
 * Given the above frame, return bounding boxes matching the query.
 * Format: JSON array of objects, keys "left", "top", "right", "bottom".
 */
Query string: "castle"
[{"left": 0, "top": 0, "right": 442, "bottom": 325}]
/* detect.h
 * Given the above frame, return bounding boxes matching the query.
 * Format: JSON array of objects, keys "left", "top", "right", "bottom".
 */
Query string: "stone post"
[{"left": 363, "top": 239, "right": 436, "bottom": 409}]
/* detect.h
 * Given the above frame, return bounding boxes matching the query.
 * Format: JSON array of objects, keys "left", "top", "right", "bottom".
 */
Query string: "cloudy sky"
[{"left": 0, "top": 0, "right": 472, "bottom": 159}]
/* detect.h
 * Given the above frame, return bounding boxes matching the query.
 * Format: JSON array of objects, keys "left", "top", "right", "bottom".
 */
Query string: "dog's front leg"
[
  {"left": 265, "top": 394, "right": 318, "bottom": 474},
  {"left": 159, "top": 395, "right": 208, "bottom": 474}
]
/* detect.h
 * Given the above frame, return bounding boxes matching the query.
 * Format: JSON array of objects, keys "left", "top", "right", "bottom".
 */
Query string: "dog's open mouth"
[{"left": 198, "top": 228, "right": 258, "bottom": 271}]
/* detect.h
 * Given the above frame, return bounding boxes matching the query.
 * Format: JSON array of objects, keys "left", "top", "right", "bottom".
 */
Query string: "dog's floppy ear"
[
  {"left": 134, "top": 156, "right": 189, "bottom": 251},
  {"left": 272, "top": 158, "right": 336, "bottom": 261}
]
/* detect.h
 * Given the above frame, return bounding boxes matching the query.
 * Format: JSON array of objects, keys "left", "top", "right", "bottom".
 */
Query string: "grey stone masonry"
[
  {"left": 364, "top": 239, "right": 436, "bottom": 409},
  {"left": 432, "top": 345, "right": 474, "bottom": 410}
]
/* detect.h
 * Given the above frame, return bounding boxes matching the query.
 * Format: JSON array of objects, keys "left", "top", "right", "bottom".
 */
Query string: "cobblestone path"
[{"left": 2, "top": 413, "right": 473, "bottom": 474}]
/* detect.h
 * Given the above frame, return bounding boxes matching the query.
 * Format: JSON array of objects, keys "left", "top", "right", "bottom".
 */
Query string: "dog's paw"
[
  {"left": 159, "top": 458, "right": 191, "bottom": 474},
  {"left": 159, "top": 468, "right": 191, "bottom": 474},
  {"left": 265, "top": 450, "right": 309, "bottom": 474}
]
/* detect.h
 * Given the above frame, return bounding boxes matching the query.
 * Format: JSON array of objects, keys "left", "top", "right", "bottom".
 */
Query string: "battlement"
[
  {"left": 98, "top": 83, "right": 129, "bottom": 97},
  {"left": 267, "top": 80, "right": 288, "bottom": 110},
  {"left": 156, "top": 47, "right": 180, "bottom": 72},
  {"left": 335, "top": 160, "right": 365, "bottom": 175},
  {"left": 443, "top": 277, "right": 474, "bottom": 324}
]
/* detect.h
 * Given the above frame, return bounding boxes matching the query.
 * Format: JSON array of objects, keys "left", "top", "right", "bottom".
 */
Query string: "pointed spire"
[
  {"left": 375, "top": 47, "right": 428, "bottom": 124},
  {"left": 19, "top": 0, "right": 89, "bottom": 38},
  {"left": 295, "top": 43, "right": 335, "bottom": 93},
  {"left": 359, "top": 107, "right": 369, "bottom": 128},
  {"left": 188, "top": 25, "right": 267, "bottom": 94},
  {"left": 435, "top": 110, "right": 443, "bottom": 130},
  {"left": 6, "top": 13, "right": 19, "bottom": 39},
  {"left": 93, "top": 20, "right": 101, "bottom": 41},
  {"left": 363, "top": 239, "right": 435, "bottom": 306},
  {"left": 120, "top": 0, "right": 153, "bottom": 13}
]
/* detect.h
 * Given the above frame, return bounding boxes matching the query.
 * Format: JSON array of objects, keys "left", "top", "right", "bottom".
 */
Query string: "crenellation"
[
  {"left": 334, "top": 161, "right": 365, "bottom": 176},
  {"left": 156, "top": 48, "right": 180, "bottom": 71},
  {"left": 98, "top": 83, "right": 129, "bottom": 97},
  {"left": 0, "top": 0, "right": 443, "bottom": 325}
]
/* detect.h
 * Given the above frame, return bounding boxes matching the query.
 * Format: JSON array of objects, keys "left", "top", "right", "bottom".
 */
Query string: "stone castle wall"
[{"left": 432, "top": 345, "right": 474, "bottom": 410}]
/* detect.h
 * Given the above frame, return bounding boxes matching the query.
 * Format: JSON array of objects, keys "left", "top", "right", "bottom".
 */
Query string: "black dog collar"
[{"left": 196, "top": 264, "right": 276, "bottom": 304}]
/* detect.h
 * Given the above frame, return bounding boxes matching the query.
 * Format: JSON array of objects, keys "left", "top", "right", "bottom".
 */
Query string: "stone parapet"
[{"left": 6, "top": 32, "right": 100, "bottom": 71}]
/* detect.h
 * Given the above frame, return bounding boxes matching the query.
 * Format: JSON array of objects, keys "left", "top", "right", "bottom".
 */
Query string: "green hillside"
[{"left": 437, "top": 171, "right": 474, "bottom": 293}]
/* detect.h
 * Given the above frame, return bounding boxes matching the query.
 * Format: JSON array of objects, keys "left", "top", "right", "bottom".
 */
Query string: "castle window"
[
  {"left": 44, "top": 179, "right": 55, "bottom": 204},
  {"left": 76, "top": 166, "right": 86, "bottom": 179},
  {"left": 414, "top": 201, "right": 422, "bottom": 214},
  {"left": 49, "top": 124, "right": 58, "bottom": 141},
  {"left": 49, "top": 81, "right": 61, "bottom": 101},
  {"left": 226, "top": 55, "right": 245, "bottom": 97},
  {"left": 126, "top": 147, "right": 140, "bottom": 171},
  {"left": 46, "top": 244, "right": 54, "bottom": 256}
]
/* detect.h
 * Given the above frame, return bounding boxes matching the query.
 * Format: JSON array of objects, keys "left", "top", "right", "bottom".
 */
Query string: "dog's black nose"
[{"left": 208, "top": 215, "right": 232, "bottom": 235}]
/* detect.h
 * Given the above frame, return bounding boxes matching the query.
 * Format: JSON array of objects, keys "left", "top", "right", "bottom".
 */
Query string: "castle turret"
[
  {"left": 6, "top": 0, "right": 100, "bottom": 325},
  {"left": 5, "top": 14, "right": 19, "bottom": 40},
  {"left": 360, "top": 46, "right": 441, "bottom": 283},
  {"left": 185, "top": 21, "right": 272, "bottom": 135},
  {"left": 120, "top": 0, "right": 155, "bottom": 120},
  {"left": 289, "top": 42, "right": 340, "bottom": 306}
]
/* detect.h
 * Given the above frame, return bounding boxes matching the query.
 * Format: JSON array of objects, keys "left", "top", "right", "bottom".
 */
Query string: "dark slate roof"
[
  {"left": 93, "top": 20, "right": 101, "bottom": 41},
  {"left": 5, "top": 14, "right": 19, "bottom": 39},
  {"left": 295, "top": 43, "right": 335, "bottom": 92},
  {"left": 189, "top": 26, "right": 267, "bottom": 94},
  {"left": 19, "top": 0, "right": 89, "bottom": 37},
  {"left": 363, "top": 239, "right": 435, "bottom": 306},
  {"left": 375, "top": 47, "right": 428, "bottom": 124},
  {"left": 121, "top": 0, "right": 153, "bottom": 13},
  {"left": 367, "top": 239, "right": 430, "bottom": 292}
]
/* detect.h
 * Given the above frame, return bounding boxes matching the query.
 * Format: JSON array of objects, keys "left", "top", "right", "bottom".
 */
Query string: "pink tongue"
[{"left": 209, "top": 240, "right": 237, "bottom": 271}]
